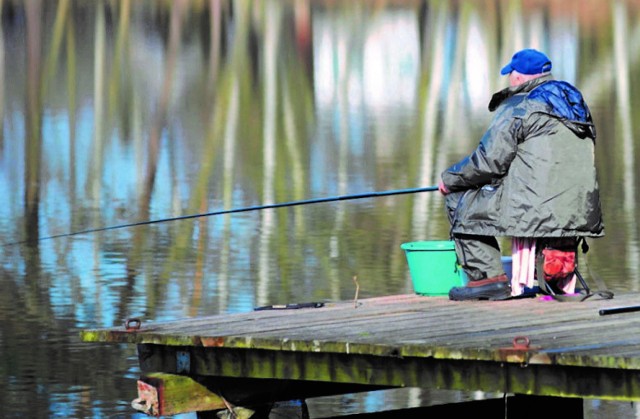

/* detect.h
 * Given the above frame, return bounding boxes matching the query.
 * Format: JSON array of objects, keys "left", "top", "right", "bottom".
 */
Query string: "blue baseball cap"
[{"left": 500, "top": 49, "right": 552, "bottom": 75}]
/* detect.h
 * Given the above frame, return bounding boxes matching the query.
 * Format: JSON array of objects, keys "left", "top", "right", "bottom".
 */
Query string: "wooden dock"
[{"left": 81, "top": 292, "right": 640, "bottom": 417}]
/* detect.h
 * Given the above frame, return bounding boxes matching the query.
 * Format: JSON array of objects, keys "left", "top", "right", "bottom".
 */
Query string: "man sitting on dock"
[{"left": 438, "top": 48, "right": 604, "bottom": 301}]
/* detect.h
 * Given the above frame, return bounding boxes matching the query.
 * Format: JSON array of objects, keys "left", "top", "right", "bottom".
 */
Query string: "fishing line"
[{"left": 6, "top": 185, "right": 439, "bottom": 247}]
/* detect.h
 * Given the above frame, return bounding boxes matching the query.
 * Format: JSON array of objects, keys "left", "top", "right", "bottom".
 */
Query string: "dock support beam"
[{"left": 132, "top": 373, "right": 228, "bottom": 416}]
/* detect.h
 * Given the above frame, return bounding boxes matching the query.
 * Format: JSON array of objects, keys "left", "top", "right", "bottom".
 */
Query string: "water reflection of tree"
[
  {"left": 24, "top": 0, "right": 42, "bottom": 245},
  {"left": 9, "top": 0, "right": 640, "bottom": 307},
  {"left": 7, "top": 0, "right": 640, "bottom": 315}
]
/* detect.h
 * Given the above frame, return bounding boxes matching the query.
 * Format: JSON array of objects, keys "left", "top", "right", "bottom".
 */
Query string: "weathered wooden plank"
[
  {"left": 135, "top": 343, "right": 640, "bottom": 401},
  {"left": 98, "top": 297, "right": 588, "bottom": 340},
  {"left": 131, "top": 372, "right": 226, "bottom": 416},
  {"left": 81, "top": 293, "right": 640, "bottom": 369},
  {"left": 79, "top": 292, "right": 640, "bottom": 410},
  {"left": 84, "top": 300, "right": 608, "bottom": 334},
  {"left": 130, "top": 371, "right": 386, "bottom": 416},
  {"left": 119, "top": 295, "right": 618, "bottom": 344},
  {"left": 184, "top": 302, "right": 627, "bottom": 359}
]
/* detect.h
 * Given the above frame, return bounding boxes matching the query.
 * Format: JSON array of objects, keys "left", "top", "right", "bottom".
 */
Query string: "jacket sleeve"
[{"left": 441, "top": 112, "right": 520, "bottom": 192}]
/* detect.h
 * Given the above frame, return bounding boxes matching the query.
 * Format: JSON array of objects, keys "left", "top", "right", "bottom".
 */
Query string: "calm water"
[{"left": 1, "top": 0, "right": 640, "bottom": 417}]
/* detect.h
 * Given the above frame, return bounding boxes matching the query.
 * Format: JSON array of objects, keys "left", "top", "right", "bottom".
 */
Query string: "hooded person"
[{"left": 438, "top": 48, "right": 604, "bottom": 301}]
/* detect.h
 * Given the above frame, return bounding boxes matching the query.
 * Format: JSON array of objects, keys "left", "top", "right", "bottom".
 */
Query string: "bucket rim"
[{"left": 400, "top": 240, "right": 455, "bottom": 251}]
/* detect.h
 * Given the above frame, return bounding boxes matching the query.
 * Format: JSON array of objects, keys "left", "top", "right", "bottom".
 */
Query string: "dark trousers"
[{"left": 445, "top": 192, "right": 505, "bottom": 281}]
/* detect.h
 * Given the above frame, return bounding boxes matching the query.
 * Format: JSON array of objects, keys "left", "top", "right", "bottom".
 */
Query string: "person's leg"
[
  {"left": 444, "top": 192, "right": 510, "bottom": 300},
  {"left": 445, "top": 192, "right": 504, "bottom": 280},
  {"left": 453, "top": 233, "right": 504, "bottom": 281}
]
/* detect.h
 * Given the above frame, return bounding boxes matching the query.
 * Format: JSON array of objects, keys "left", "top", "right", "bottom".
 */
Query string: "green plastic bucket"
[{"left": 400, "top": 240, "right": 466, "bottom": 296}]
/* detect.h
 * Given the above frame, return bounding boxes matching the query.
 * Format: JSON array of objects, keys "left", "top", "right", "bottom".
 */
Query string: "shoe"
[{"left": 449, "top": 274, "right": 511, "bottom": 301}]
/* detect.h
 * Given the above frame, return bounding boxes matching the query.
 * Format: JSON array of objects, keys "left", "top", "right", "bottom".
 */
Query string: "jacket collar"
[{"left": 488, "top": 73, "right": 553, "bottom": 111}]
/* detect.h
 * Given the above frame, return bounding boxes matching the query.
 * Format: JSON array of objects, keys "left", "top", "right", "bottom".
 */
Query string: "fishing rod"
[{"left": 8, "top": 185, "right": 439, "bottom": 246}]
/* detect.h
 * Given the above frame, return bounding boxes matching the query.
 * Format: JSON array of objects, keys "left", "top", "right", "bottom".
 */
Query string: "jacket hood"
[
  {"left": 527, "top": 80, "right": 596, "bottom": 140},
  {"left": 488, "top": 75, "right": 596, "bottom": 141}
]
